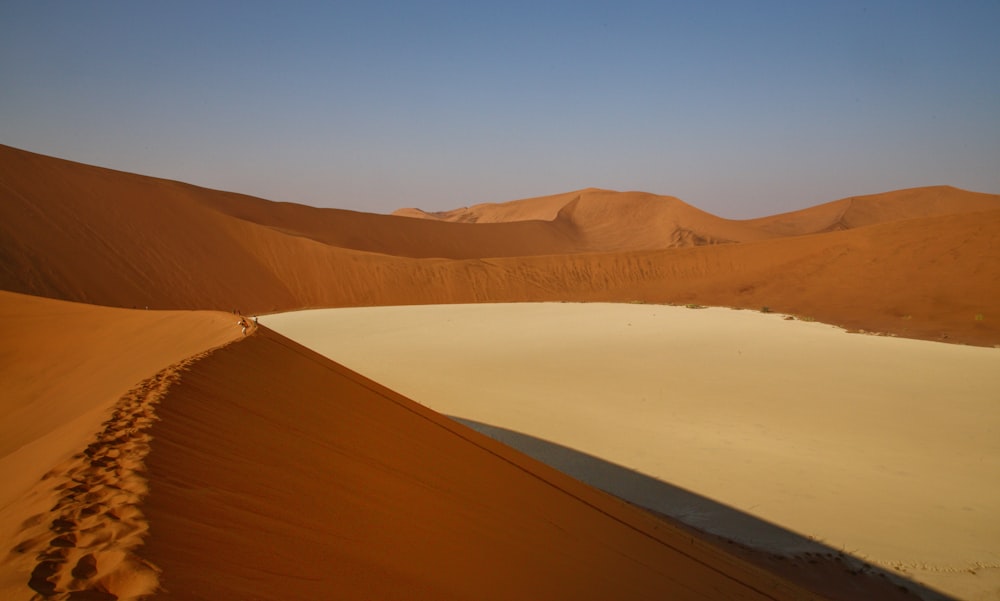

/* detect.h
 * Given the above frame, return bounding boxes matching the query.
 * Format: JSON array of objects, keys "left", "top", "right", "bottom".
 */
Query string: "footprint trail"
[{"left": 9, "top": 353, "right": 208, "bottom": 601}]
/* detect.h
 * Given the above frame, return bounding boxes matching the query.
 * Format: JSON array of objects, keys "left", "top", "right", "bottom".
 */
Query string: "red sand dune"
[
  {"left": 396, "top": 187, "right": 775, "bottom": 249},
  {"left": 139, "top": 327, "right": 832, "bottom": 600},
  {"left": 742, "top": 185, "right": 1000, "bottom": 236},
  {"left": 2, "top": 291, "right": 920, "bottom": 600},
  {"left": 1, "top": 144, "right": 998, "bottom": 597},
  {"left": 0, "top": 290, "right": 239, "bottom": 598},
  {"left": 2, "top": 143, "right": 998, "bottom": 345}
]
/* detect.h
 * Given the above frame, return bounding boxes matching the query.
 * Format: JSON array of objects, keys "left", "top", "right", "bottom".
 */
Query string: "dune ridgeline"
[
  {"left": 2, "top": 143, "right": 998, "bottom": 600},
  {"left": 2, "top": 144, "right": 998, "bottom": 344}
]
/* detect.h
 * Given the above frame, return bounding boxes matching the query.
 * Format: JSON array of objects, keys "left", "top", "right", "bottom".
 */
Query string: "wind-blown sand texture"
[{"left": 2, "top": 144, "right": 1000, "bottom": 599}]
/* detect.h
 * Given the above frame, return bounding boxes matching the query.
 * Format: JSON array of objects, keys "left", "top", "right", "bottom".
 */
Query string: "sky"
[{"left": 1, "top": 1, "right": 998, "bottom": 218}]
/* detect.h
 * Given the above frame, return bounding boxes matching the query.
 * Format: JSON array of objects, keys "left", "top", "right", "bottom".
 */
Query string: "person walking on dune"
[{"left": 239, "top": 317, "right": 248, "bottom": 336}]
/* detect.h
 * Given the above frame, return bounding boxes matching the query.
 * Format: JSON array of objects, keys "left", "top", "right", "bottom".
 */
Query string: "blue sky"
[{"left": 2, "top": 1, "right": 998, "bottom": 217}]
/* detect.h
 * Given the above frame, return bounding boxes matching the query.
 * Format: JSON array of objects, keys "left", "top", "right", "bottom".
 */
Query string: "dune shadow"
[
  {"left": 449, "top": 416, "right": 823, "bottom": 551},
  {"left": 449, "top": 416, "right": 956, "bottom": 601}
]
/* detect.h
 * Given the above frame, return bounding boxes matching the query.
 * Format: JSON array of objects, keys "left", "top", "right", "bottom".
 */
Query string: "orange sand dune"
[
  {"left": 0, "top": 144, "right": 579, "bottom": 262},
  {"left": 265, "top": 303, "right": 1000, "bottom": 600},
  {"left": 0, "top": 291, "right": 239, "bottom": 598},
  {"left": 3, "top": 141, "right": 994, "bottom": 600},
  {"left": 1, "top": 144, "right": 998, "bottom": 346},
  {"left": 395, "top": 184, "right": 1000, "bottom": 249},
  {"left": 396, "top": 187, "right": 776, "bottom": 249},
  {"left": 138, "top": 326, "right": 917, "bottom": 600},
  {"left": 394, "top": 188, "right": 586, "bottom": 222},
  {"left": 253, "top": 208, "right": 997, "bottom": 345},
  {"left": 2, "top": 292, "right": 921, "bottom": 600},
  {"left": 743, "top": 186, "right": 1000, "bottom": 236},
  {"left": 192, "top": 182, "right": 588, "bottom": 259}
]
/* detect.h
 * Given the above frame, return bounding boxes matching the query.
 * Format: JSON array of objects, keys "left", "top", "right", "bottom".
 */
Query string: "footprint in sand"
[{"left": 9, "top": 353, "right": 211, "bottom": 600}]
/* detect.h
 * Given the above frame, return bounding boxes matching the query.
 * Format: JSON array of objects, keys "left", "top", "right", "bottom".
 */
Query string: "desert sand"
[
  {"left": 263, "top": 303, "right": 1000, "bottom": 600},
  {"left": 0, "top": 291, "right": 240, "bottom": 599},
  {"left": 3, "top": 292, "right": 871, "bottom": 601},
  {"left": 3, "top": 144, "right": 1000, "bottom": 599},
  {"left": 3, "top": 144, "right": 999, "bottom": 345}
]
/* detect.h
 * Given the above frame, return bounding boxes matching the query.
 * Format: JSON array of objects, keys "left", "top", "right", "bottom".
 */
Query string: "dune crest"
[
  {"left": 262, "top": 303, "right": 1000, "bottom": 600},
  {"left": 394, "top": 188, "right": 591, "bottom": 222},
  {"left": 2, "top": 141, "right": 998, "bottom": 600},
  {"left": 16, "top": 360, "right": 197, "bottom": 600},
  {"left": 2, "top": 144, "right": 998, "bottom": 345},
  {"left": 135, "top": 325, "right": 923, "bottom": 600},
  {"left": 0, "top": 291, "right": 240, "bottom": 599},
  {"left": 742, "top": 185, "right": 1000, "bottom": 236},
  {"left": 395, "top": 187, "right": 774, "bottom": 250}
]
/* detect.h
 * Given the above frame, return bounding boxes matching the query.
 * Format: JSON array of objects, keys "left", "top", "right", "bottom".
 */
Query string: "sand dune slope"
[
  {"left": 362, "top": 209, "right": 1000, "bottom": 344},
  {"left": 263, "top": 303, "right": 1000, "bottom": 600},
  {"left": 394, "top": 188, "right": 585, "bottom": 222},
  {"left": 0, "top": 144, "right": 580, "bottom": 264},
  {"left": 0, "top": 291, "right": 239, "bottom": 599},
  {"left": 396, "top": 187, "right": 776, "bottom": 249},
  {"left": 0, "top": 291, "right": 973, "bottom": 600},
  {"left": 744, "top": 186, "right": 1000, "bottom": 236},
  {"left": 0, "top": 145, "right": 306, "bottom": 310},
  {"left": 194, "top": 185, "right": 587, "bottom": 259},
  {"left": 139, "top": 327, "right": 837, "bottom": 601},
  {"left": 397, "top": 185, "right": 1000, "bottom": 248},
  {"left": 2, "top": 144, "right": 998, "bottom": 345}
]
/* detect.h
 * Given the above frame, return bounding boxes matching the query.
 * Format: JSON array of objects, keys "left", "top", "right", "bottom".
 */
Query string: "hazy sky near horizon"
[{"left": 2, "top": 1, "right": 998, "bottom": 218}]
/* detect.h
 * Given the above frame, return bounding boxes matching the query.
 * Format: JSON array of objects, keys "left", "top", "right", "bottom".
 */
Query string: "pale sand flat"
[{"left": 264, "top": 302, "right": 1000, "bottom": 601}]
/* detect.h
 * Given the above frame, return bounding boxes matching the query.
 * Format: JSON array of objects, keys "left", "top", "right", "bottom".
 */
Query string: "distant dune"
[
  {"left": 2, "top": 144, "right": 999, "bottom": 599},
  {"left": 2, "top": 144, "right": 998, "bottom": 345},
  {"left": 395, "top": 187, "right": 775, "bottom": 248},
  {"left": 742, "top": 185, "right": 1000, "bottom": 236}
]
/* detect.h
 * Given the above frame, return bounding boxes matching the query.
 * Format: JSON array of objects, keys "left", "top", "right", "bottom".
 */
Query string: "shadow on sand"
[{"left": 450, "top": 416, "right": 955, "bottom": 601}]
